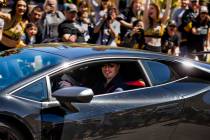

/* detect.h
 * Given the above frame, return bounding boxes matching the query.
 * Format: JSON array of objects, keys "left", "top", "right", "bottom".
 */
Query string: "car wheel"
[{"left": 0, "top": 121, "right": 25, "bottom": 140}]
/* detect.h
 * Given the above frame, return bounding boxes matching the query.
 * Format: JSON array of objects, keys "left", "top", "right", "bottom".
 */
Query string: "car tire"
[{"left": 0, "top": 121, "right": 25, "bottom": 140}]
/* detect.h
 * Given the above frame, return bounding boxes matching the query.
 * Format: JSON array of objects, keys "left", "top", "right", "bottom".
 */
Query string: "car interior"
[{"left": 50, "top": 60, "right": 148, "bottom": 94}]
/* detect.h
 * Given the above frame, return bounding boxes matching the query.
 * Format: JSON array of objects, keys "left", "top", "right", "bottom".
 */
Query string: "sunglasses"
[{"left": 102, "top": 64, "right": 115, "bottom": 68}]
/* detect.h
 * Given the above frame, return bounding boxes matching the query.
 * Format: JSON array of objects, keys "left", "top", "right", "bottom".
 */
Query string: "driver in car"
[
  {"left": 92, "top": 63, "right": 127, "bottom": 95},
  {"left": 56, "top": 63, "right": 125, "bottom": 94},
  {"left": 56, "top": 62, "right": 146, "bottom": 94}
]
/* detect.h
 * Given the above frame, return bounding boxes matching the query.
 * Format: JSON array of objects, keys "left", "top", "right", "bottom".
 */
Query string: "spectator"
[
  {"left": 0, "top": 0, "right": 29, "bottom": 51},
  {"left": 94, "top": 0, "right": 112, "bottom": 23},
  {"left": 171, "top": 0, "right": 189, "bottom": 28},
  {"left": 171, "top": 0, "right": 189, "bottom": 54},
  {"left": 123, "top": 19, "right": 145, "bottom": 49},
  {"left": 143, "top": 0, "right": 172, "bottom": 52},
  {"left": 190, "top": 6, "right": 210, "bottom": 61},
  {"left": 29, "top": 5, "right": 44, "bottom": 43},
  {"left": 58, "top": 3, "right": 85, "bottom": 43},
  {"left": 30, "top": 5, "right": 44, "bottom": 24},
  {"left": 161, "top": 20, "right": 180, "bottom": 56},
  {"left": 21, "top": 22, "right": 38, "bottom": 45},
  {"left": 88, "top": 0, "right": 112, "bottom": 44},
  {"left": 94, "top": 6, "right": 120, "bottom": 46},
  {"left": 117, "top": 0, "right": 144, "bottom": 46},
  {"left": 178, "top": 0, "right": 200, "bottom": 57},
  {"left": 42, "top": 0, "right": 65, "bottom": 43},
  {"left": 77, "top": 0, "right": 94, "bottom": 42}
]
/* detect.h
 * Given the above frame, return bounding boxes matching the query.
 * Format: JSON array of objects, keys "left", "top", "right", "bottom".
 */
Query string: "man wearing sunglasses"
[
  {"left": 92, "top": 63, "right": 126, "bottom": 95},
  {"left": 58, "top": 3, "right": 85, "bottom": 43},
  {"left": 55, "top": 63, "right": 124, "bottom": 94},
  {"left": 93, "top": 62, "right": 146, "bottom": 95}
]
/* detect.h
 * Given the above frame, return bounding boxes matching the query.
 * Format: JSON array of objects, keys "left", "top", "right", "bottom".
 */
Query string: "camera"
[
  {"left": 116, "top": 14, "right": 125, "bottom": 21},
  {"left": 0, "top": 0, "right": 7, "bottom": 7},
  {"left": 163, "top": 41, "right": 174, "bottom": 51}
]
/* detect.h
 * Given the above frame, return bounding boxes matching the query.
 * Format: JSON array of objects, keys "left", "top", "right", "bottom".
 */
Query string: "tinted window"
[
  {"left": 14, "top": 78, "right": 48, "bottom": 102},
  {"left": 0, "top": 49, "right": 66, "bottom": 90},
  {"left": 141, "top": 60, "right": 173, "bottom": 85},
  {"left": 50, "top": 60, "right": 147, "bottom": 94}
]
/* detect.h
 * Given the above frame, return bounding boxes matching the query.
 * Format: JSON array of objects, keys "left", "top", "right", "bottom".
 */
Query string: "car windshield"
[{"left": 0, "top": 49, "right": 67, "bottom": 91}]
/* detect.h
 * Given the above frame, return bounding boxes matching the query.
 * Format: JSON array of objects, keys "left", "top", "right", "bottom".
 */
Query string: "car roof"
[{"left": 28, "top": 43, "right": 168, "bottom": 60}]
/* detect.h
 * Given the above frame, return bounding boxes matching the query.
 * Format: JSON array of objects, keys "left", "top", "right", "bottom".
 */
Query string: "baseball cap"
[
  {"left": 64, "top": 3, "right": 78, "bottom": 13},
  {"left": 168, "top": 20, "right": 177, "bottom": 27},
  {"left": 200, "top": 6, "right": 208, "bottom": 13}
]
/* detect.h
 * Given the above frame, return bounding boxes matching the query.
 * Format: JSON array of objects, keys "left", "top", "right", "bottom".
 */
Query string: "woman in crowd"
[
  {"left": 118, "top": 0, "right": 144, "bottom": 46},
  {"left": 94, "top": 0, "right": 112, "bottom": 23},
  {"left": 143, "top": 0, "right": 172, "bottom": 52},
  {"left": 0, "top": 0, "right": 29, "bottom": 51},
  {"left": 77, "top": 0, "right": 95, "bottom": 42},
  {"left": 94, "top": 5, "right": 121, "bottom": 46}
]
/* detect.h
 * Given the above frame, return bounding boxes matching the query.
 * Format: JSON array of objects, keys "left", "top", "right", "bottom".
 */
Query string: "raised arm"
[
  {"left": 143, "top": 0, "right": 150, "bottom": 29},
  {"left": 161, "top": 0, "right": 172, "bottom": 25},
  {"left": 0, "top": 11, "right": 11, "bottom": 21},
  {"left": 118, "top": 19, "right": 133, "bottom": 29},
  {"left": 0, "top": 0, "right": 10, "bottom": 21}
]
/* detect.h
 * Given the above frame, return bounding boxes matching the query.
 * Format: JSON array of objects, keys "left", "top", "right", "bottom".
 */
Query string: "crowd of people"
[{"left": 0, "top": 0, "right": 209, "bottom": 61}]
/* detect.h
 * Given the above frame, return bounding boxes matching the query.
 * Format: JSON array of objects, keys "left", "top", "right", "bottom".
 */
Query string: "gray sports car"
[{"left": 0, "top": 43, "right": 210, "bottom": 140}]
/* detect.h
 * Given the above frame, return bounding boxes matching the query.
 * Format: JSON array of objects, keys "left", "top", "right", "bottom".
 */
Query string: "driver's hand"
[{"left": 59, "top": 80, "right": 72, "bottom": 88}]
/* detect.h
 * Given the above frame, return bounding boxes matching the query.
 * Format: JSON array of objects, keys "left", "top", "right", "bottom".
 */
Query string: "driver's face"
[{"left": 102, "top": 63, "right": 120, "bottom": 81}]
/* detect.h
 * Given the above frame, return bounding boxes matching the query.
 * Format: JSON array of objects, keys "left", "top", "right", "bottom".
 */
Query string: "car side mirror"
[{"left": 52, "top": 86, "right": 94, "bottom": 103}]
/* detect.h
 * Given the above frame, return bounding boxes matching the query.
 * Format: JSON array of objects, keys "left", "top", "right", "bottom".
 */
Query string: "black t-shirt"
[
  {"left": 161, "top": 31, "right": 179, "bottom": 53},
  {"left": 189, "top": 20, "right": 210, "bottom": 48},
  {"left": 178, "top": 8, "right": 198, "bottom": 40},
  {"left": 58, "top": 20, "right": 85, "bottom": 43}
]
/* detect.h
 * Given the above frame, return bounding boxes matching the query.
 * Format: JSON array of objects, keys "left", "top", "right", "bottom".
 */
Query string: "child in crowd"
[
  {"left": 21, "top": 23, "right": 38, "bottom": 45},
  {"left": 124, "top": 19, "right": 145, "bottom": 49}
]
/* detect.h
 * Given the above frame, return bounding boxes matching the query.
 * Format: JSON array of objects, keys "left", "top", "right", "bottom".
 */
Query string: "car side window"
[
  {"left": 50, "top": 60, "right": 148, "bottom": 95},
  {"left": 141, "top": 60, "right": 174, "bottom": 85},
  {"left": 13, "top": 78, "right": 48, "bottom": 102}
]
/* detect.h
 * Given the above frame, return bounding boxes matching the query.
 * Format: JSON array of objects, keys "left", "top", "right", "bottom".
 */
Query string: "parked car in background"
[{"left": 1, "top": 43, "right": 210, "bottom": 140}]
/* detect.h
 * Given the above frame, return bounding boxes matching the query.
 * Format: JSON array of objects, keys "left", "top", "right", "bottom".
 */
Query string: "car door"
[
  {"left": 163, "top": 78, "right": 210, "bottom": 140},
  {"left": 58, "top": 86, "right": 183, "bottom": 140},
  {"left": 10, "top": 77, "right": 50, "bottom": 140},
  {"left": 47, "top": 59, "right": 185, "bottom": 140}
]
